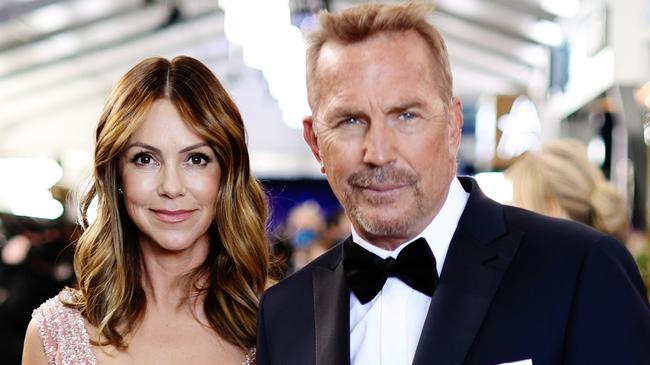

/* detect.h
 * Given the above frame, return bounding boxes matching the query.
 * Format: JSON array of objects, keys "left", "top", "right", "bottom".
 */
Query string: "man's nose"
[{"left": 362, "top": 120, "right": 397, "bottom": 167}]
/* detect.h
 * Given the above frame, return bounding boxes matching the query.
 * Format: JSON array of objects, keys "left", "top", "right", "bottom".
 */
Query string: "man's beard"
[{"left": 343, "top": 166, "right": 424, "bottom": 238}]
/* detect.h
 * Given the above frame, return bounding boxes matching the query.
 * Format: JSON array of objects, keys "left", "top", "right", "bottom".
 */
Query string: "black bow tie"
[{"left": 343, "top": 237, "right": 439, "bottom": 304}]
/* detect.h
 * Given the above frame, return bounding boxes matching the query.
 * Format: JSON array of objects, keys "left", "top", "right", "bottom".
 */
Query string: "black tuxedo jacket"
[{"left": 257, "top": 177, "right": 650, "bottom": 365}]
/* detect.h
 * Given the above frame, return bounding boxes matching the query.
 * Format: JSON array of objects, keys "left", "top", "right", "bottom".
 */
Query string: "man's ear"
[
  {"left": 303, "top": 116, "right": 324, "bottom": 173},
  {"left": 449, "top": 96, "right": 464, "bottom": 154}
]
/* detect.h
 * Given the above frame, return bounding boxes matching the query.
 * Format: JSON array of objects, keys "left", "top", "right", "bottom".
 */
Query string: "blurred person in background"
[
  {"left": 506, "top": 138, "right": 650, "bottom": 295},
  {"left": 22, "top": 56, "right": 269, "bottom": 365},
  {"left": 506, "top": 138, "right": 629, "bottom": 243},
  {"left": 284, "top": 200, "right": 326, "bottom": 270},
  {"left": 320, "top": 208, "right": 351, "bottom": 252},
  {"left": 256, "top": 2, "right": 650, "bottom": 365},
  {"left": 270, "top": 204, "right": 350, "bottom": 279}
]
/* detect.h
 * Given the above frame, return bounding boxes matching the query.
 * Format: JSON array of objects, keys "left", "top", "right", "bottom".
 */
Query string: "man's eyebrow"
[
  {"left": 328, "top": 106, "right": 359, "bottom": 117},
  {"left": 386, "top": 100, "right": 425, "bottom": 114}
]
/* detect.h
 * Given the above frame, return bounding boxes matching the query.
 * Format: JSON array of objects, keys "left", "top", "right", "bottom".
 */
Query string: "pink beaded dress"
[{"left": 32, "top": 289, "right": 256, "bottom": 365}]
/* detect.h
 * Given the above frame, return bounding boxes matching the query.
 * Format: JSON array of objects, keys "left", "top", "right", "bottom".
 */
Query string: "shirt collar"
[{"left": 351, "top": 176, "right": 469, "bottom": 276}]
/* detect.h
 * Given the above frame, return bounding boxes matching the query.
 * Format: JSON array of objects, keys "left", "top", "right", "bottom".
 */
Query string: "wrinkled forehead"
[
  {"left": 316, "top": 30, "right": 431, "bottom": 72},
  {"left": 310, "top": 31, "right": 443, "bottom": 115}
]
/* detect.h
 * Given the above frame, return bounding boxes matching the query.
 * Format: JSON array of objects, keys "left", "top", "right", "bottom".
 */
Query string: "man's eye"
[
  {"left": 342, "top": 117, "right": 362, "bottom": 125},
  {"left": 399, "top": 111, "right": 416, "bottom": 120}
]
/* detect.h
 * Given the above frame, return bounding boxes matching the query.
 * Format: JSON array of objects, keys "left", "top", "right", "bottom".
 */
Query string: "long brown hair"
[{"left": 71, "top": 56, "right": 269, "bottom": 350}]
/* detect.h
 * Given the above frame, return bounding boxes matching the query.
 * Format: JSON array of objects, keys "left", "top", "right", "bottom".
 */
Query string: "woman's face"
[{"left": 119, "top": 99, "right": 220, "bottom": 259}]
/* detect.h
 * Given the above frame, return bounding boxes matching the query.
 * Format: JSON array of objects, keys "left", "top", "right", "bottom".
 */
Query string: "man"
[{"left": 256, "top": 2, "right": 650, "bottom": 365}]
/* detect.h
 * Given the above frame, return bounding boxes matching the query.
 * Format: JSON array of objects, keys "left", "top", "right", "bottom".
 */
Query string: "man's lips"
[
  {"left": 356, "top": 183, "right": 407, "bottom": 192},
  {"left": 150, "top": 209, "right": 196, "bottom": 223}
]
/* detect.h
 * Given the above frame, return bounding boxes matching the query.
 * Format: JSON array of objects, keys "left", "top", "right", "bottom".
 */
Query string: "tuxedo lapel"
[
  {"left": 313, "top": 243, "right": 350, "bottom": 365},
  {"left": 413, "top": 177, "right": 522, "bottom": 365}
]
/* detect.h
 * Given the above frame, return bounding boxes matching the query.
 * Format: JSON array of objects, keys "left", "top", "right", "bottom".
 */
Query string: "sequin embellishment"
[
  {"left": 244, "top": 347, "right": 256, "bottom": 365},
  {"left": 33, "top": 289, "right": 256, "bottom": 364},
  {"left": 32, "top": 290, "right": 97, "bottom": 365}
]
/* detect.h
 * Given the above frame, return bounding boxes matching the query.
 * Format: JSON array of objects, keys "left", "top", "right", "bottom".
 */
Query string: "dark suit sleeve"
[
  {"left": 563, "top": 236, "right": 650, "bottom": 364},
  {"left": 256, "top": 292, "right": 271, "bottom": 365}
]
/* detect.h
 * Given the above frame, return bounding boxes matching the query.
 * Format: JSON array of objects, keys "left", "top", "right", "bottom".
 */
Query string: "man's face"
[{"left": 303, "top": 30, "right": 463, "bottom": 249}]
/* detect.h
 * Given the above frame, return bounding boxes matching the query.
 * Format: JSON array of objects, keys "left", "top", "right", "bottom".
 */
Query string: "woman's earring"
[{"left": 117, "top": 187, "right": 124, "bottom": 195}]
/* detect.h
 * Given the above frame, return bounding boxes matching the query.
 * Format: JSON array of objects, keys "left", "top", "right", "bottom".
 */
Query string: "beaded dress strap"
[
  {"left": 32, "top": 290, "right": 97, "bottom": 365},
  {"left": 243, "top": 347, "right": 256, "bottom": 365}
]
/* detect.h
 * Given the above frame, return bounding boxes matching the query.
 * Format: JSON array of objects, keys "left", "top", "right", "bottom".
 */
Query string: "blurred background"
[{"left": 0, "top": 0, "right": 649, "bottom": 361}]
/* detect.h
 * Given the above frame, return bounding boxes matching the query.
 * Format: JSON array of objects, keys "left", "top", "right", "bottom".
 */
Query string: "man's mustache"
[{"left": 348, "top": 167, "right": 418, "bottom": 187}]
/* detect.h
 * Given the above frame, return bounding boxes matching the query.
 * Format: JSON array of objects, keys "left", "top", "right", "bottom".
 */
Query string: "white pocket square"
[{"left": 497, "top": 360, "right": 532, "bottom": 365}]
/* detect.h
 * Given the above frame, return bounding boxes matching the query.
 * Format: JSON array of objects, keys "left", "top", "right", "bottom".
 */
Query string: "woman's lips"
[{"left": 150, "top": 209, "right": 196, "bottom": 223}]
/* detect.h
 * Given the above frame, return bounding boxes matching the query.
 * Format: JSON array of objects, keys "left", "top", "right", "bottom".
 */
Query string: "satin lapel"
[
  {"left": 314, "top": 242, "right": 350, "bottom": 365},
  {"left": 413, "top": 177, "right": 523, "bottom": 365},
  {"left": 412, "top": 230, "right": 522, "bottom": 365}
]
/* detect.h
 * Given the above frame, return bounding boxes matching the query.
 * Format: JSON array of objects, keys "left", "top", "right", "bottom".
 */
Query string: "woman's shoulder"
[
  {"left": 31, "top": 288, "right": 97, "bottom": 364},
  {"left": 32, "top": 288, "right": 80, "bottom": 328}
]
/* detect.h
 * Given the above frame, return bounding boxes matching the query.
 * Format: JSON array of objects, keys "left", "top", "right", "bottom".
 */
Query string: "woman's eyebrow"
[
  {"left": 179, "top": 142, "right": 210, "bottom": 154},
  {"left": 124, "top": 142, "right": 160, "bottom": 154}
]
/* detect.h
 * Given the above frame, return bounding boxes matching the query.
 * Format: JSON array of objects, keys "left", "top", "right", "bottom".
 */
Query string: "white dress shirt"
[{"left": 349, "top": 177, "right": 469, "bottom": 365}]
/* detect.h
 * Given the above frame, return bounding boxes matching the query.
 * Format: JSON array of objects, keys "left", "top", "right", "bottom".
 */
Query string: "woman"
[
  {"left": 22, "top": 56, "right": 269, "bottom": 364},
  {"left": 506, "top": 138, "right": 629, "bottom": 243}
]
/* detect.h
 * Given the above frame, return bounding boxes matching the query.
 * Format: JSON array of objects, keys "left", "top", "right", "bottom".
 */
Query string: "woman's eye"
[
  {"left": 132, "top": 152, "right": 156, "bottom": 166},
  {"left": 188, "top": 153, "right": 210, "bottom": 166}
]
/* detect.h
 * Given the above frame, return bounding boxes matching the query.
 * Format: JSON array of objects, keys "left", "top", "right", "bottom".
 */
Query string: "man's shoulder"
[
  {"left": 503, "top": 204, "right": 604, "bottom": 237},
  {"left": 499, "top": 203, "right": 622, "bottom": 255},
  {"left": 458, "top": 176, "right": 610, "bottom": 248},
  {"left": 263, "top": 243, "right": 343, "bottom": 302}
]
